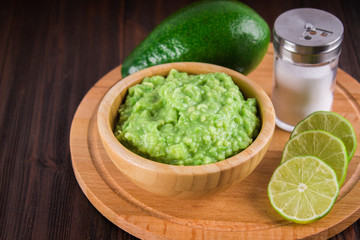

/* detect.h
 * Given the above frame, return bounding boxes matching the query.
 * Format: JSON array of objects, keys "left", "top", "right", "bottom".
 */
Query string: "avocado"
[{"left": 121, "top": 0, "right": 270, "bottom": 77}]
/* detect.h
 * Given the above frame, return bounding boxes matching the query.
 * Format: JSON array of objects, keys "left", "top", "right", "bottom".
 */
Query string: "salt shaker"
[{"left": 272, "top": 8, "right": 344, "bottom": 132}]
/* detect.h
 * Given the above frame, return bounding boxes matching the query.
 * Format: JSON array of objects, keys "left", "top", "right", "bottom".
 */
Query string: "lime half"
[
  {"left": 268, "top": 156, "right": 339, "bottom": 224},
  {"left": 282, "top": 130, "right": 348, "bottom": 186},
  {"left": 291, "top": 111, "right": 357, "bottom": 160}
]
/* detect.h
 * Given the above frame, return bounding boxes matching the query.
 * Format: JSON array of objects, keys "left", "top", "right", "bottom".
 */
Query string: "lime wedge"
[
  {"left": 268, "top": 156, "right": 339, "bottom": 224},
  {"left": 282, "top": 130, "right": 348, "bottom": 186},
  {"left": 291, "top": 111, "right": 357, "bottom": 160}
]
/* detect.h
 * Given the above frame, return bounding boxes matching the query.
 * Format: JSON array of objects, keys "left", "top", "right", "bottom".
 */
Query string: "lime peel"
[
  {"left": 291, "top": 111, "right": 357, "bottom": 160},
  {"left": 268, "top": 156, "right": 339, "bottom": 224},
  {"left": 281, "top": 130, "right": 348, "bottom": 186}
]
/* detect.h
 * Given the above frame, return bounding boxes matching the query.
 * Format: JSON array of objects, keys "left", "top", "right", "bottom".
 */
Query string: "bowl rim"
[{"left": 97, "top": 62, "right": 275, "bottom": 175}]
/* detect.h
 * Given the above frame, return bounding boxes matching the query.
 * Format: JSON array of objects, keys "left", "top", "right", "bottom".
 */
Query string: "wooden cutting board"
[{"left": 70, "top": 45, "right": 360, "bottom": 239}]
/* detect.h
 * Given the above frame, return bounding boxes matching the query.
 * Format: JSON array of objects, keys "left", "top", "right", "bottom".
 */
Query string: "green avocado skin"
[{"left": 121, "top": 0, "right": 270, "bottom": 77}]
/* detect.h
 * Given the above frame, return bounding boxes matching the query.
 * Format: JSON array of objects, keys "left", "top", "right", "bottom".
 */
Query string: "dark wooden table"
[{"left": 1, "top": 0, "right": 359, "bottom": 239}]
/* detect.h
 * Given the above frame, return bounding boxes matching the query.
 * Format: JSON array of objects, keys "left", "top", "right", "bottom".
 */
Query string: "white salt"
[{"left": 272, "top": 58, "right": 335, "bottom": 130}]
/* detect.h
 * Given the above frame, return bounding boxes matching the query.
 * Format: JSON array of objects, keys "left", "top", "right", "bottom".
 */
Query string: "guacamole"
[{"left": 114, "top": 69, "right": 260, "bottom": 165}]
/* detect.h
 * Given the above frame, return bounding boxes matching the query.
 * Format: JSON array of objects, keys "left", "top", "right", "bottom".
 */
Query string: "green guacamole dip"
[{"left": 114, "top": 69, "right": 260, "bottom": 165}]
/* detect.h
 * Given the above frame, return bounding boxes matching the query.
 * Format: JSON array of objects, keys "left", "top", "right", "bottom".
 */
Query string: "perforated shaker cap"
[{"left": 273, "top": 8, "right": 344, "bottom": 64}]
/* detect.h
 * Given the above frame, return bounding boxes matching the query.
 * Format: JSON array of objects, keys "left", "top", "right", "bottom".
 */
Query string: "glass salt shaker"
[{"left": 272, "top": 8, "right": 344, "bottom": 132}]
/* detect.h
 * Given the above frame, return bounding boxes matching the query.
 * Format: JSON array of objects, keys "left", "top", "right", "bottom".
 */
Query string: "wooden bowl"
[{"left": 97, "top": 62, "right": 275, "bottom": 198}]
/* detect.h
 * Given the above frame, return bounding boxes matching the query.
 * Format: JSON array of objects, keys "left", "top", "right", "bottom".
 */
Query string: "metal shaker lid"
[{"left": 273, "top": 8, "right": 344, "bottom": 64}]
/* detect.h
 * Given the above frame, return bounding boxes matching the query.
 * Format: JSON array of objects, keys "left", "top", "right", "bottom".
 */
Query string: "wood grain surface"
[
  {"left": 1, "top": 0, "right": 360, "bottom": 239},
  {"left": 70, "top": 46, "right": 360, "bottom": 240}
]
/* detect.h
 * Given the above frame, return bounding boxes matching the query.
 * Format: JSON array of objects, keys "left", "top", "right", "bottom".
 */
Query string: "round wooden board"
[{"left": 70, "top": 45, "right": 360, "bottom": 240}]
